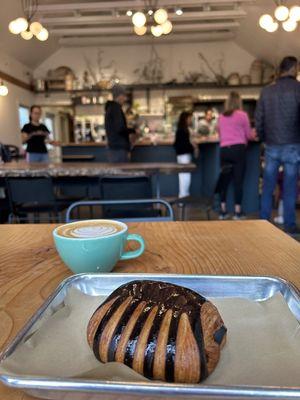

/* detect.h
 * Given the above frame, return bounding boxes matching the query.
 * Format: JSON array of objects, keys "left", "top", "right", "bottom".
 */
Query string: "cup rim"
[{"left": 53, "top": 219, "right": 128, "bottom": 241}]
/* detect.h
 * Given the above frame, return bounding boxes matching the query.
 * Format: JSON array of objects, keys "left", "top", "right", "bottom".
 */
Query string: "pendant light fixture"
[
  {"left": 127, "top": 1, "right": 179, "bottom": 37},
  {"left": 259, "top": 1, "right": 299, "bottom": 33},
  {"left": 9, "top": 0, "right": 49, "bottom": 41}
]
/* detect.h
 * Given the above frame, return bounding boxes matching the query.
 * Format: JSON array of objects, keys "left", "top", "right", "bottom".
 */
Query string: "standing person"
[
  {"left": 105, "top": 85, "right": 136, "bottom": 163},
  {"left": 216, "top": 91, "right": 254, "bottom": 220},
  {"left": 256, "top": 56, "right": 300, "bottom": 233},
  {"left": 174, "top": 111, "right": 195, "bottom": 198},
  {"left": 21, "top": 105, "right": 51, "bottom": 163}
]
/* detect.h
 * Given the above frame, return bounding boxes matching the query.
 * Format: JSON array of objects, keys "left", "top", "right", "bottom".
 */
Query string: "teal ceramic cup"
[{"left": 53, "top": 220, "right": 145, "bottom": 274}]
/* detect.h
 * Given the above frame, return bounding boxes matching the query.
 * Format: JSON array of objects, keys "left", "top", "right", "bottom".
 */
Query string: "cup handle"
[{"left": 120, "top": 234, "right": 145, "bottom": 260}]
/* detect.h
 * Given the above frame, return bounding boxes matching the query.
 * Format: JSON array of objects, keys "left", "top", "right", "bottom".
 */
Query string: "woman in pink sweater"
[{"left": 216, "top": 91, "right": 254, "bottom": 220}]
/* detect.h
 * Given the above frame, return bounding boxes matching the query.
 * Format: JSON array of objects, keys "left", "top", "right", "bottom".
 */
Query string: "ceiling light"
[
  {"left": 134, "top": 25, "right": 147, "bottom": 36},
  {"left": 132, "top": 11, "right": 146, "bottom": 27},
  {"left": 0, "top": 82, "right": 8, "bottom": 97},
  {"left": 21, "top": 29, "right": 33, "bottom": 40},
  {"left": 175, "top": 7, "right": 183, "bottom": 16},
  {"left": 30, "top": 21, "right": 43, "bottom": 35},
  {"left": 161, "top": 20, "right": 173, "bottom": 34},
  {"left": 36, "top": 27, "right": 49, "bottom": 41},
  {"left": 289, "top": 6, "right": 300, "bottom": 21},
  {"left": 151, "top": 25, "right": 163, "bottom": 37},
  {"left": 259, "top": 14, "right": 274, "bottom": 30},
  {"left": 9, "top": 17, "right": 28, "bottom": 34},
  {"left": 282, "top": 18, "right": 297, "bottom": 32},
  {"left": 154, "top": 8, "right": 168, "bottom": 25},
  {"left": 274, "top": 5, "right": 289, "bottom": 21},
  {"left": 265, "top": 21, "right": 279, "bottom": 32},
  {"left": 148, "top": 9, "right": 154, "bottom": 15},
  {"left": 126, "top": 10, "right": 133, "bottom": 17}
]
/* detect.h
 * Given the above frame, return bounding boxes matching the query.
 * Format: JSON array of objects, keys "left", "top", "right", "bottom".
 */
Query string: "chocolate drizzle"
[{"left": 88, "top": 280, "right": 226, "bottom": 383}]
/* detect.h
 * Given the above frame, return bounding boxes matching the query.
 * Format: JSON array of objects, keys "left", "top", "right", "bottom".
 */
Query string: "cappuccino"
[{"left": 57, "top": 220, "right": 124, "bottom": 239}]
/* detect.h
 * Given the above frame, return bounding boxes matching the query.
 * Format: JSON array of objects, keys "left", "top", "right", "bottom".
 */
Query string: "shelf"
[{"left": 35, "top": 82, "right": 265, "bottom": 95}]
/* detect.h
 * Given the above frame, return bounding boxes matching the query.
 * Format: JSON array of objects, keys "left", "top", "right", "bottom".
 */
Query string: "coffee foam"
[
  {"left": 71, "top": 225, "right": 119, "bottom": 238},
  {"left": 57, "top": 221, "right": 123, "bottom": 239}
]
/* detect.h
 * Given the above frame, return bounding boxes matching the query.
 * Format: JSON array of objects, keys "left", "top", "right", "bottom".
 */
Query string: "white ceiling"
[{"left": 0, "top": 0, "right": 299, "bottom": 70}]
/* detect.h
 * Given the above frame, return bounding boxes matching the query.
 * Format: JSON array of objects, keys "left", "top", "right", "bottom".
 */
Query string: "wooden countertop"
[
  {"left": 61, "top": 135, "right": 221, "bottom": 147},
  {"left": 1, "top": 221, "right": 300, "bottom": 399},
  {"left": 0, "top": 161, "right": 196, "bottom": 178}
]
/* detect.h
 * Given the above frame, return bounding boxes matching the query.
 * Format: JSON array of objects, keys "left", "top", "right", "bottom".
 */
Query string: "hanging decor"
[
  {"left": 128, "top": 1, "right": 180, "bottom": 37},
  {"left": 259, "top": 1, "right": 300, "bottom": 32},
  {"left": 8, "top": 0, "right": 49, "bottom": 41}
]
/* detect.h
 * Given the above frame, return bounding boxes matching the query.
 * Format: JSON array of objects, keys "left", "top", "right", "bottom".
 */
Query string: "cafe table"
[
  {"left": 1, "top": 220, "right": 300, "bottom": 399},
  {"left": 0, "top": 161, "right": 196, "bottom": 198}
]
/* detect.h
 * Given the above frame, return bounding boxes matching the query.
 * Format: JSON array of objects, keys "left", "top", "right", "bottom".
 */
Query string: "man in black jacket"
[
  {"left": 255, "top": 56, "right": 300, "bottom": 233},
  {"left": 105, "top": 85, "right": 135, "bottom": 163}
]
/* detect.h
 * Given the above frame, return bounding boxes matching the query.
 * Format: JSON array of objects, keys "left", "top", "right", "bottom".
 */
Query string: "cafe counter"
[{"left": 61, "top": 138, "right": 261, "bottom": 213}]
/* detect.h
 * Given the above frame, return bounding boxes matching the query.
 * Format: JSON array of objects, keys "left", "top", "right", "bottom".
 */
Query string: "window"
[
  {"left": 44, "top": 113, "right": 55, "bottom": 140},
  {"left": 18, "top": 105, "right": 30, "bottom": 129}
]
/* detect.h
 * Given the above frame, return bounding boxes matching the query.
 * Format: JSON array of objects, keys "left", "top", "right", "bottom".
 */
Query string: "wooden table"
[
  {"left": 0, "top": 161, "right": 196, "bottom": 177},
  {"left": 1, "top": 221, "right": 300, "bottom": 399}
]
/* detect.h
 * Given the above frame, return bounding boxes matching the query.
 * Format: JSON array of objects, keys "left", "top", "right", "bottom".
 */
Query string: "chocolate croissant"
[{"left": 87, "top": 280, "right": 227, "bottom": 383}]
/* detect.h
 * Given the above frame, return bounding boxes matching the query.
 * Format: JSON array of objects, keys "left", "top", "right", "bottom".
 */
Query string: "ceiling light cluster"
[
  {"left": 129, "top": 5, "right": 182, "bottom": 37},
  {"left": 8, "top": 0, "right": 49, "bottom": 41},
  {"left": 259, "top": 3, "right": 300, "bottom": 33}
]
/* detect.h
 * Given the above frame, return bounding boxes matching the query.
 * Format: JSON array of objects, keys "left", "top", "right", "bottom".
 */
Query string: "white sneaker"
[{"left": 274, "top": 216, "right": 284, "bottom": 225}]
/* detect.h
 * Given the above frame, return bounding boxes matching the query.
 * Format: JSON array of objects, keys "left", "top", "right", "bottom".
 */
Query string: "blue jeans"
[
  {"left": 260, "top": 144, "right": 300, "bottom": 229},
  {"left": 27, "top": 153, "right": 49, "bottom": 163}
]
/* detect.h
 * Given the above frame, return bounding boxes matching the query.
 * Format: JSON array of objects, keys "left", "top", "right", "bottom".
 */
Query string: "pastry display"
[{"left": 87, "top": 280, "right": 227, "bottom": 383}]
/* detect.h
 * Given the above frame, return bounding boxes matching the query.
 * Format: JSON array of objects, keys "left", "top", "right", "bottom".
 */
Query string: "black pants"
[{"left": 216, "top": 144, "right": 246, "bottom": 206}]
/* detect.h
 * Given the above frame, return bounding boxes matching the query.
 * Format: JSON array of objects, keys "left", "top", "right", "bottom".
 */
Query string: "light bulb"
[
  {"left": 259, "top": 14, "right": 274, "bottom": 30},
  {"left": 265, "top": 21, "right": 279, "bottom": 32},
  {"left": 9, "top": 20, "right": 19, "bottom": 34},
  {"left": 0, "top": 84, "right": 8, "bottom": 96},
  {"left": 162, "top": 20, "right": 172, "bottom": 34},
  {"left": 9, "top": 18, "right": 28, "bottom": 34},
  {"left": 175, "top": 7, "right": 183, "bottom": 16},
  {"left": 126, "top": 10, "right": 133, "bottom": 17},
  {"left": 21, "top": 30, "right": 33, "bottom": 40},
  {"left": 148, "top": 9, "right": 154, "bottom": 15},
  {"left": 36, "top": 28, "right": 49, "bottom": 41},
  {"left": 134, "top": 25, "right": 147, "bottom": 35},
  {"left": 154, "top": 8, "right": 168, "bottom": 25},
  {"left": 30, "top": 21, "right": 43, "bottom": 35},
  {"left": 274, "top": 5, "right": 289, "bottom": 21},
  {"left": 289, "top": 6, "right": 300, "bottom": 21},
  {"left": 151, "top": 25, "right": 163, "bottom": 37},
  {"left": 282, "top": 18, "right": 298, "bottom": 32},
  {"left": 132, "top": 12, "right": 146, "bottom": 28}
]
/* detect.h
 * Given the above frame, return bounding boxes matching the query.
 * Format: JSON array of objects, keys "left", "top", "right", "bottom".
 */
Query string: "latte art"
[
  {"left": 57, "top": 221, "right": 123, "bottom": 239},
  {"left": 72, "top": 225, "right": 119, "bottom": 238}
]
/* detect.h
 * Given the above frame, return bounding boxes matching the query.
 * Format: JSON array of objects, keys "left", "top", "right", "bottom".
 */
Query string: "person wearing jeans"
[
  {"left": 174, "top": 112, "right": 195, "bottom": 198},
  {"left": 255, "top": 56, "right": 300, "bottom": 233},
  {"left": 260, "top": 145, "right": 300, "bottom": 229},
  {"left": 216, "top": 91, "right": 254, "bottom": 220}
]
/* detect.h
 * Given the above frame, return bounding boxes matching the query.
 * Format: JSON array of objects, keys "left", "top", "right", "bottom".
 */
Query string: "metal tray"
[{"left": 1, "top": 273, "right": 300, "bottom": 400}]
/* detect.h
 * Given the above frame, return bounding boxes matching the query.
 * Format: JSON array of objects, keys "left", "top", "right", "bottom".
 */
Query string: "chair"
[
  {"left": 66, "top": 199, "right": 174, "bottom": 223},
  {"left": 171, "top": 195, "right": 213, "bottom": 221},
  {"left": 100, "top": 176, "right": 157, "bottom": 219},
  {"left": 6, "top": 177, "right": 67, "bottom": 223}
]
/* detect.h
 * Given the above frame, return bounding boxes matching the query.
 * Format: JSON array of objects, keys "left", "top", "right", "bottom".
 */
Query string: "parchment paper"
[{"left": 1, "top": 287, "right": 300, "bottom": 387}]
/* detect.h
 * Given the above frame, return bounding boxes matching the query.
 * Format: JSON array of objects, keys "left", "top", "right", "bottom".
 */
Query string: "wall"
[
  {"left": 34, "top": 41, "right": 255, "bottom": 85},
  {"left": 0, "top": 53, "right": 34, "bottom": 147}
]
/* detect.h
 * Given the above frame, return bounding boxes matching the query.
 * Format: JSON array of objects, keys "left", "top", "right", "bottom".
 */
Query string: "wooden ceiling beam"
[
  {"left": 37, "top": 0, "right": 253, "bottom": 13},
  {"left": 41, "top": 9, "right": 247, "bottom": 26},
  {"left": 58, "top": 31, "right": 236, "bottom": 46},
  {"left": 50, "top": 21, "right": 240, "bottom": 36}
]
